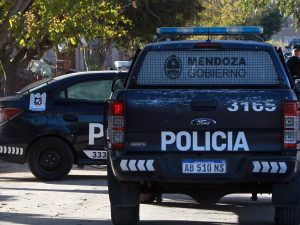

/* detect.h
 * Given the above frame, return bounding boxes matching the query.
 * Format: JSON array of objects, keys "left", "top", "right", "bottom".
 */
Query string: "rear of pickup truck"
[{"left": 107, "top": 40, "right": 300, "bottom": 225}]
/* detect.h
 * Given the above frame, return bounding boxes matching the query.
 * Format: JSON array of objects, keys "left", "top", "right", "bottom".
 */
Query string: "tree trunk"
[
  {"left": 1, "top": 59, "right": 20, "bottom": 96},
  {"left": 0, "top": 47, "right": 36, "bottom": 96},
  {"left": 98, "top": 39, "right": 113, "bottom": 70},
  {"left": 88, "top": 39, "right": 114, "bottom": 70}
]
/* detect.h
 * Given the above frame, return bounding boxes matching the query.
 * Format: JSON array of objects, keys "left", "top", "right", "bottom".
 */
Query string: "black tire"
[
  {"left": 111, "top": 205, "right": 139, "bottom": 225},
  {"left": 28, "top": 137, "right": 73, "bottom": 181},
  {"left": 108, "top": 159, "right": 140, "bottom": 225},
  {"left": 140, "top": 193, "right": 156, "bottom": 204},
  {"left": 275, "top": 206, "right": 300, "bottom": 225}
]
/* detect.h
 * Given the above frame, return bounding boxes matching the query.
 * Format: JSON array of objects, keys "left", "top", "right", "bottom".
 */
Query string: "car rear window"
[
  {"left": 136, "top": 50, "right": 280, "bottom": 86},
  {"left": 58, "top": 79, "right": 113, "bottom": 102}
]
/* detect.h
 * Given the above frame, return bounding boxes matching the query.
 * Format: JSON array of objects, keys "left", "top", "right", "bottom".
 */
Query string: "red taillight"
[
  {"left": 107, "top": 101, "right": 125, "bottom": 149},
  {"left": 283, "top": 102, "right": 298, "bottom": 149},
  {"left": 0, "top": 108, "right": 22, "bottom": 123},
  {"left": 111, "top": 102, "right": 124, "bottom": 116}
]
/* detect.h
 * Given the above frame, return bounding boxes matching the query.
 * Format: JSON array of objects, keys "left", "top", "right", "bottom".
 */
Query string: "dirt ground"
[{"left": 0, "top": 162, "right": 274, "bottom": 225}]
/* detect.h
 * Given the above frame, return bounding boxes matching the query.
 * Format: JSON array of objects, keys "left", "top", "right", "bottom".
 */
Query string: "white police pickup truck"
[{"left": 107, "top": 26, "right": 300, "bottom": 225}]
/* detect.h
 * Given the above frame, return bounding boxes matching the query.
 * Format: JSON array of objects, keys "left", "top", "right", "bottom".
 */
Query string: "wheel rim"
[{"left": 39, "top": 148, "right": 62, "bottom": 171}]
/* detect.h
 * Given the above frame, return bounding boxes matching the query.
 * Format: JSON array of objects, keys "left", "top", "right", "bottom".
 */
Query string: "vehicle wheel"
[
  {"left": 108, "top": 159, "right": 140, "bottom": 225},
  {"left": 111, "top": 205, "right": 139, "bottom": 225},
  {"left": 140, "top": 193, "right": 156, "bottom": 203},
  {"left": 28, "top": 137, "right": 73, "bottom": 181},
  {"left": 275, "top": 206, "right": 300, "bottom": 225}
]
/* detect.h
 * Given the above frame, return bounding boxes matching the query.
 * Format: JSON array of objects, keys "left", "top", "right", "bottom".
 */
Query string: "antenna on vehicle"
[
  {"left": 207, "top": 2, "right": 212, "bottom": 42},
  {"left": 207, "top": 28, "right": 210, "bottom": 41}
]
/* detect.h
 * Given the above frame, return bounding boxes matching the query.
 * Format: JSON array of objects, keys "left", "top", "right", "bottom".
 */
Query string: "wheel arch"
[{"left": 25, "top": 133, "right": 79, "bottom": 164}]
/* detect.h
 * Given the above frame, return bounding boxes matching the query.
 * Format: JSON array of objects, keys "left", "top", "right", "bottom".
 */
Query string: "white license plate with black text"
[{"left": 182, "top": 159, "right": 227, "bottom": 174}]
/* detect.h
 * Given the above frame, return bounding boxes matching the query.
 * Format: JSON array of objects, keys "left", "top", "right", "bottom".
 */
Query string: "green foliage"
[
  {"left": 274, "top": 0, "right": 300, "bottom": 28},
  {"left": 3, "top": 0, "right": 129, "bottom": 50},
  {"left": 199, "top": 0, "right": 247, "bottom": 26},
  {"left": 241, "top": 0, "right": 300, "bottom": 28},
  {"left": 248, "top": 7, "right": 283, "bottom": 40},
  {"left": 116, "top": 0, "right": 203, "bottom": 54},
  {"left": 0, "top": 0, "right": 12, "bottom": 24},
  {"left": 267, "top": 39, "right": 286, "bottom": 49},
  {"left": 198, "top": 0, "right": 282, "bottom": 41}
]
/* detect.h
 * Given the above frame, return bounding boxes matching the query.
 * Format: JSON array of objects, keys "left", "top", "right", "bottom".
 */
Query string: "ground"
[{"left": 0, "top": 162, "right": 274, "bottom": 225}]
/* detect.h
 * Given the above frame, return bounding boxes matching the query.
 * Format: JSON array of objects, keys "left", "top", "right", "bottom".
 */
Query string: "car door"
[{"left": 52, "top": 77, "right": 113, "bottom": 164}]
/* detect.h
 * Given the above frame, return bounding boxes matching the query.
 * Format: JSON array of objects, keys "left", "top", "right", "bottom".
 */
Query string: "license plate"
[{"left": 182, "top": 159, "right": 227, "bottom": 174}]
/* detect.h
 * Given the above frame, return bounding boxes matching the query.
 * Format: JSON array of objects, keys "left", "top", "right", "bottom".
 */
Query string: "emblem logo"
[
  {"left": 34, "top": 96, "right": 42, "bottom": 105},
  {"left": 165, "top": 55, "right": 182, "bottom": 79},
  {"left": 191, "top": 118, "right": 216, "bottom": 127},
  {"left": 29, "top": 93, "right": 46, "bottom": 111}
]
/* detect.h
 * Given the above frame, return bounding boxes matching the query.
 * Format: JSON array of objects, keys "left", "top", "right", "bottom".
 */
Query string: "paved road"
[{"left": 0, "top": 162, "right": 274, "bottom": 225}]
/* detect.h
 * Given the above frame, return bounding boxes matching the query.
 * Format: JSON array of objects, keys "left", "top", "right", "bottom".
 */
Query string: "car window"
[{"left": 58, "top": 79, "right": 113, "bottom": 102}]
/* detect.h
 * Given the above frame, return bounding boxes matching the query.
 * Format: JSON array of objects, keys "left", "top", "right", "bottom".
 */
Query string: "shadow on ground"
[
  {"left": 0, "top": 194, "right": 17, "bottom": 202},
  {"left": 0, "top": 161, "right": 30, "bottom": 173},
  {"left": 0, "top": 174, "right": 107, "bottom": 185},
  {"left": 0, "top": 161, "right": 274, "bottom": 225},
  {"left": 0, "top": 187, "right": 107, "bottom": 195},
  {"left": 150, "top": 194, "right": 274, "bottom": 225},
  {"left": 0, "top": 212, "right": 111, "bottom": 225},
  {"left": 0, "top": 209, "right": 273, "bottom": 225},
  {"left": 0, "top": 161, "right": 107, "bottom": 187}
]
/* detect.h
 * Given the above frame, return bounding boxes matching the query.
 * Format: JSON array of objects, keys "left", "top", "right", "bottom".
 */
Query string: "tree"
[
  {"left": 116, "top": 0, "right": 204, "bottom": 55},
  {"left": 117, "top": 0, "right": 282, "bottom": 57},
  {"left": 198, "top": 0, "right": 282, "bottom": 41},
  {"left": 0, "top": 0, "right": 33, "bottom": 96},
  {"left": 199, "top": 0, "right": 247, "bottom": 27},
  {"left": 0, "top": 0, "right": 129, "bottom": 96},
  {"left": 247, "top": 6, "right": 283, "bottom": 40},
  {"left": 241, "top": 0, "right": 300, "bottom": 27}
]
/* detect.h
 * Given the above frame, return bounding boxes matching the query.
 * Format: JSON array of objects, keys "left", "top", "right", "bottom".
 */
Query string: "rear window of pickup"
[{"left": 136, "top": 50, "right": 280, "bottom": 86}]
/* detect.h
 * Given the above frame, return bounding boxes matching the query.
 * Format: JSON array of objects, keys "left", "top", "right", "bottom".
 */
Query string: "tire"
[
  {"left": 140, "top": 193, "right": 156, "bottom": 204},
  {"left": 108, "top": 159, "right": 140, "bottom": 225},
  {"left": 111, "top": 205, "right": 139, "bottom": 225},
  {"left": 28, "top": 137, "right": 73, "bottom": 181},
  {"left": 275, "top": 206, "right": 300, "bottom": 225}
]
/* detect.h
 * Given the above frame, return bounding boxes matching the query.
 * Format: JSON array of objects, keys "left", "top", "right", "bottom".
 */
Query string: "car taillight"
[
  {"left": 283, "top": 102, "right": 298, "bottom": 149},
  {"left": 0, "top": 108, "right": 22, "bottom": 123},
  {"left": 107, "top": 101, "right": 125, "bottom": 149}
]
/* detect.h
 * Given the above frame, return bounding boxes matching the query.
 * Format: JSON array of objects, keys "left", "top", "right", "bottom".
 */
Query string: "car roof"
[
  {"left": 17, "top": 70, "right": 127, "bottom": 94},
  {"left": 54, "top": 70, "right": 127, "bottom": 81}
]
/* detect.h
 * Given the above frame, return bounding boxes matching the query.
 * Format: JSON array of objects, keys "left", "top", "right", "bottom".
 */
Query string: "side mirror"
[
  {"left": 294, "top": 79, "right": 300, "bottom": 94},
  {"left": 111, "top": 78, "right": 125, "bottom": 92}
]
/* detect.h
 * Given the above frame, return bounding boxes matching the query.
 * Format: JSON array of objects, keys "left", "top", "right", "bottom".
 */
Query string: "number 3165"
[{"left": 227, "top": 102, "right": 276, "bottom": 112}]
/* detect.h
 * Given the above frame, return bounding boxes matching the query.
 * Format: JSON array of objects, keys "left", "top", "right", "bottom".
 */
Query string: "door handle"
[
  {"left": 63, "top": 115, "right": 78, "bottom": 122},
  {"left": 191, "top": 101, "right": 217, "bottom": 111}
]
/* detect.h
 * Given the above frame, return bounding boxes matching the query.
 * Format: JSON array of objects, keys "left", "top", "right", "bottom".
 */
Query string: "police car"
[
  {"left": 0, "top": 71, "right": 126, "bottom": 180},
  {"left": 107, "top": 27, "right": 300, "bottom": 225}
]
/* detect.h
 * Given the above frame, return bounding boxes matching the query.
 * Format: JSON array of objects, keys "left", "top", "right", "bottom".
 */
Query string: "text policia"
[{"left": 161, "top": 131, "right": 249, "bottom": 151}]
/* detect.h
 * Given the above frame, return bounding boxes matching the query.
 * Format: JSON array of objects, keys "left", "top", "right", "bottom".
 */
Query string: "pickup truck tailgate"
[{"left": 124, "top": 89, "right": 281, "bottom": 152}]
